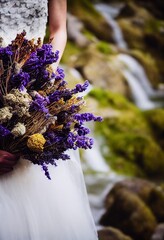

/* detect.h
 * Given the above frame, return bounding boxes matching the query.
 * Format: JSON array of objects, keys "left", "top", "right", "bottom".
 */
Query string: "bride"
[{"left": 0, "top": 1, "right": 98, "bottom": 239}]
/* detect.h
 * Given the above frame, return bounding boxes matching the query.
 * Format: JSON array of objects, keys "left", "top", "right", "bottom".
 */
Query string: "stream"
[{"left": 78, "top": 2, "right": 164, "bottom": 227}]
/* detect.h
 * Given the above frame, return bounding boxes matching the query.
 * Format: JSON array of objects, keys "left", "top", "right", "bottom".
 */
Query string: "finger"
[
  {"left": 0, "top": 167, "right": 13, "bottom": 175},
  {"left": 0, "top": 158, "right": 17, "bottom": 166}
]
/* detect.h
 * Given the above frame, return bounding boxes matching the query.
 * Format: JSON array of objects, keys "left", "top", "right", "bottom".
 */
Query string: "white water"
[
  {"left": 117, "top": 54, "right": 162, "bottom": 109},
  {"left": 82, "top": 136, "right": 123, "bottom": 226},
  {"left": 82, "top": 3, "right": 163, "bottom": 225},
  {"left": 95, "top": 3, "right": 127, "bottom": 49},
  {"left": 95, "top": 3, "right": 164, "bottom": 110}
]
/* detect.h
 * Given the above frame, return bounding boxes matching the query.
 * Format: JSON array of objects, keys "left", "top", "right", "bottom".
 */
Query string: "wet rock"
[
  {"left": 91, "top": 88, "right": 164, "bottom": 177},
  {"left": 117, "top": 2, "right": 164, "bottom": 85},
  {"left": 144, "top": 108, "right": 164, "bottom": 149},
  {"left": 151, "top": 224, "right": 164, "bottom": 240},
  {"left": 98, "top": 227, "right": 133, "bottom": 240},
  {"left": 105, "top": 179, "right": 164, "bottom": 222},
  {"left": 73, "top": 44, "right": 130, "bottom": 97},
  {"left": 100, "top": 186, "right": 157, "bottom": 240},
  {"left": 67, "top": 13, "right": 90, "bottom": 47},
  {"left": 67, "top": 0, "right": 113, "bottom": 42}
]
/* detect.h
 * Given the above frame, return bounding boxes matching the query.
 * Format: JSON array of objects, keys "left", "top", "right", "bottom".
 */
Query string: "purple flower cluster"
[
  {"left": 10, "top": 71, "right": 30, "bottom": 90},
  {"left": 74, "top": 113, "right": 102, "bottom": 123},
  {"left": 0, "top": 33, "right": 102, "bottom": 179},
  {"left": 0, "top": 46, "right": 13, "bottom": 67},
  {"left": 31, "top": 93, "right": 49, "bottom": 114},
  {"left": 0, "top": 125, "right": 11, "bottom": 137},
  {"left": 71, "top": 80, "right": 89, "bottom": 94}
]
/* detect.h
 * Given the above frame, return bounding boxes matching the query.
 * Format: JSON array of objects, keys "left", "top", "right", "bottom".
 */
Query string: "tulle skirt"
[{"left": 0, "top": 150, "right": 98, "bottom": 240}]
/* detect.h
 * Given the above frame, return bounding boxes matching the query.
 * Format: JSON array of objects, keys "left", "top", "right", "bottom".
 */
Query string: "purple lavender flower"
[
  {"left": 10, "top": 71, "right": 30, "bottom": 89},
  {"left": 42, "top": 164, "right": 51, "bottom": 180},
  {"left": 48, "top": 89, "right": 72, "bottom": 103},
  {"left": 0, "top": 46, "right": 13, "bottom": 67},
  {"left": 0, "top": 125, "right": 11, "bottom": 137},
  {"left": 76, "top": 136, "right": 94, "bottom": 149},
  {"left": 75, "top": 124, "right": 90, "bottom": 136},
  {"left": 71, "top": 80, "right": 89, "bottom": 94},
  {"left": 55, "top": 67, "right": 65, "bottom": 81},
  {"left": 31, "top": 93, "right": 49, "bottom": 113},
  {"left": 74, "top": 113, "right": 102, "bottom": 123}
]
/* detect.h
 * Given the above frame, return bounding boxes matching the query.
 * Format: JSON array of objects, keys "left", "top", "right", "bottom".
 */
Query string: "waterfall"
[
  {"left": 117, "top": 54, "right": 163, "bottom": 109},
  {"left": 95, "top": 3, "right": 164, "bottom": 110},
  {"left": 82, "top": 135, "right": 123, "bottom": 227},
  {"left": 95, "top": 3, "right": 127, "bottom": 49}
]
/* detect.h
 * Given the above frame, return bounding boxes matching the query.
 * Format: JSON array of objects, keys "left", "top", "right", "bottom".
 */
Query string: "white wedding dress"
[{"left": 0, "top": 1, "right": 98, "bottom": 240}]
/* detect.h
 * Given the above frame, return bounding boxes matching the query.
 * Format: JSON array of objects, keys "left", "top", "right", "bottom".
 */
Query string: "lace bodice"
[{"left": 0, "top": 0, "right": 48, "bottom": 45}]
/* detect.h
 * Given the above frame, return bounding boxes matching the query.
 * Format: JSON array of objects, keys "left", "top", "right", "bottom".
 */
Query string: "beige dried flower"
[
  {"left": 0, "top": 106, "right": 13, "bottom": 124},
  {"left": 4, "top": 89, "right": 32, "bottom": 117},
  {"left": 11, "top": 122, "right": 26, "bottom": 137}
]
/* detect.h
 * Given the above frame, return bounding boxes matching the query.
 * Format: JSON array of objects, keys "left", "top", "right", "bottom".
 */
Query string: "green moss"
[
  {"left": 67, "top": 0, "right": 100, "bottom": 18},
  {"left": 144, "top": 108, "right": 164, "bottom": 132},
  {"left": 61, "top": 41, "right": 81, "bottom": 64},
  {"left": 104, "top": 154, "right": 145, "bottom": 177},
  {"left": 96, "top": 41, "right": 113, "bottom": 55},
  {"left": 146, "top": 19, "right": 164, "bottom": 34},
  {"left": 68, "top": 0, "right": 112, "bottom": 42},
  {"left": 144, "top": 108, "right": 164, "bottom": 148},
  {"left": 118, "top": 19, "right": 145, "bottom": 50},
  {"left": 82, "top": 29, "right": 96, "bottom": 42},
  {"left": 89, "top": 88, "right": 139, "bottom": 111},
  {"left": 89, "top": 88, "right": 164, "bottom": 177}
]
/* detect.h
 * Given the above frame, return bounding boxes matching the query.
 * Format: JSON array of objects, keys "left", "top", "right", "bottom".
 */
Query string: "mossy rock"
[
  {"left": 67, "top": 0, "right": 113, "bottom": 42},
  {"left": 117, "top": 1, "right": 164, "bottom": 85},
  {"left": 61, "top": 40, "right": 81, "bottom": 65},
  {"left": 89, "top": 88, "right": 164, "bottom": 177},
  {"left": 144, "top": 108, "right": 164, "bottom": 148},
  {"left": 106, "top": 179, "right": 164, "bottom": 222},
  {"left": 130, "top": 50, "right": 160, "bottom": 88},
  {"left": 96, "top": 41, "right": 114, "bottom": 55},
  {"left": 98, "top": 227, "right": 133, "bottom": 240},
  {"left": 100, "top": 187, "right": 157, "bottom": 240},
  {"left": 72, "top": 44, "right": 130, "bottom": 97}
]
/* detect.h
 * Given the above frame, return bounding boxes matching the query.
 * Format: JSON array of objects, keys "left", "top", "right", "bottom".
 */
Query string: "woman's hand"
[{"left": 0, "top": 150, "right": 19, "bottom": 175}]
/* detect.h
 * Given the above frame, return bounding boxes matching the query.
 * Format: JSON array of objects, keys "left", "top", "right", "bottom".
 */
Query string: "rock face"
[
  {"left": 67, "top": 13, "right": 90, "bottom": 47},
  {"left": 67, "top": 0, "right": 113, "bottom": 42},
  {"left": 90, "top": 88, "right": 164, "bottom": 177},
  {"left": 132, "top": 0, "right": 164, "bottom": 19},
  {"left": 100, "top": 184, "right": 157, "bottom": 240},
  {"left": 73, "top": 44, "right": 130, "bottom": 97},
  {"left": 99, "top": 178, "right": 164, "bottom": 240},
  {"left": 98, "top": 227, "right": 133, "bottom": 240},
  {"left": 144, "top": 109, "right": 164, "bottom": 149},
  {"left": 117, "top": 1, "right": 164, "bottom": 86},
  {"left": 104, "top": 179, "right": 164, "bottom": 222}
]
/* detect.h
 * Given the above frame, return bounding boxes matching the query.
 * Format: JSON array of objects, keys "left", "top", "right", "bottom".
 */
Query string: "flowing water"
[
  {"left": 71, "top": 3, "right": 164, "bottom": 226},
  {"left": 95, "top": 3, "right": 164, "bottom": 110}
]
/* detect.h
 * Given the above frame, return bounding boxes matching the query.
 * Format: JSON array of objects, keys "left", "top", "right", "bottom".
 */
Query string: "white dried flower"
[
  {"left": 4, "top": 89, "right": 32, "bottom": 117},
  {"left": 0, "top": 106, "right": 13, "bottom": 124},
  {"left": 11, "top": 122, "right": 26, "bottom": 137}
]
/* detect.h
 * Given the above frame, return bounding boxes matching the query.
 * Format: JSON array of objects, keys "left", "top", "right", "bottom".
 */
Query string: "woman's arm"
[{"left": 48, "top": 0, "right": 67, "bottom": 70}]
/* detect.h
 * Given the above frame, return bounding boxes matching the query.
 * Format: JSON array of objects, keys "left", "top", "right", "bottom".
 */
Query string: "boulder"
[
  {"left": 105, "top": 179, "right": 164, "bottom": 222},
  {"left": 98, "top": 227, "right": 133, "bottom": 240},
  {"left": 90, "top": 88, "right": 164, "bottom": 177},
  {"left": 144, "top": 108, "right": 164, "bottom": 149},
  {"left": 67, "top": 13, "right": 90, "bottom": 47},
  {"left": 67, "top": 0, "right": 113, "bottom": 42},
  {"left": 100, "top": 187, "right": 157, "bottom": 240},
  {"left": 73, "top": 44, "right": 130, "bottom": 97}
]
